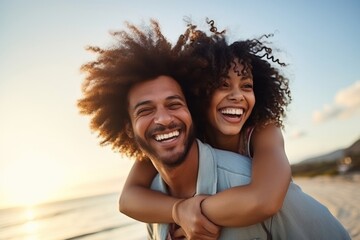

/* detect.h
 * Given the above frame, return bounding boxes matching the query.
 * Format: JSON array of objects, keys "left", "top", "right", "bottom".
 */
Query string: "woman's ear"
[{"left": 125, "top": 123, "right": 134, "bottom": 138}]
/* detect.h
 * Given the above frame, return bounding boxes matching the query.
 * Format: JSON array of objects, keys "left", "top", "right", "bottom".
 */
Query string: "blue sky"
[{"left": 1, "top": 0, "right": 359, "bottom": 208}]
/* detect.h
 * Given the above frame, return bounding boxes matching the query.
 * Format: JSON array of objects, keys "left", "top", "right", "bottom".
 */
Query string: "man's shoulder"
[
  {"left": 214, "top": 147, "right": 252, "bottom": 173},
  {"left": 197, "top": 139, "right": 251, "bottom": 171}
]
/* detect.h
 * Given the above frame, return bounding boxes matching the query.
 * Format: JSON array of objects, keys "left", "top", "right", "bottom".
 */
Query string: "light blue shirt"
[{"left": 147, "top": 140, "right": 350, "bottom": 240}]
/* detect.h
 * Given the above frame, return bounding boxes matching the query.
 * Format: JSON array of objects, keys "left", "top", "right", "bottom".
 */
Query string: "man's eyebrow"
[
  {"left": 167, "top": 95, "right": 185, "bottom": 102},
  {"left": 133, "top": 100, "right": 151, "bottom": 111}
]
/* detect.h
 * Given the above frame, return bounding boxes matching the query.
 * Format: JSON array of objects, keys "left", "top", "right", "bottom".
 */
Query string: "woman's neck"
[{"left": 206, "top": 130, "right": 240, "bottom": 153}]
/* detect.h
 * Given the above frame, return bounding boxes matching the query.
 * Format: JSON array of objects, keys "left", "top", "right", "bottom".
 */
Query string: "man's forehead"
[{"left": 128, "top": 76, "right": 185, "bottom": 107}]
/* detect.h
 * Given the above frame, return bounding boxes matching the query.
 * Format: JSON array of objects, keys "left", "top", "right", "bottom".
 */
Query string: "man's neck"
[{"left": 157, "top": 140, "right": 199, "bottom": 198}]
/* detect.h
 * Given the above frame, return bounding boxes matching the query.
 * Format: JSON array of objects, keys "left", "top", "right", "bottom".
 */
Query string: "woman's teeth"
[{"left": 221, "top": 108, "right": 243, "bottom": 116}]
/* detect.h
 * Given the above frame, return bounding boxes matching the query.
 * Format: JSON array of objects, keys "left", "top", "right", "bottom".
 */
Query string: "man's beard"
[{"left": 134, "top": 123, "right": 195, "bottom": 168}]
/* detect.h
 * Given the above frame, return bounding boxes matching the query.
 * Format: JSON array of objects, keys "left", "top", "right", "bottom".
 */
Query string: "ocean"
[
  {"left": 2, "top": 175, "right": 359, "bottom": 239},
  {"left": 0, "top": 193, "right": 147, "bottom": 240}
]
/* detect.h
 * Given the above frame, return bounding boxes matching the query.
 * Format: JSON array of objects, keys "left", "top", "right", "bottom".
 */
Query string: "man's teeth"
[
  {"left": 221, "top": 108, "right": 243, "bottom": 115},
  {"left": 155, "top": 130, "right": 180, "bottom": 141}
]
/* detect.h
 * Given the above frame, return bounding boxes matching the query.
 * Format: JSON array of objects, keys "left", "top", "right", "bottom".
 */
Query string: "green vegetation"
[{"left": 291, "top": 154, "right": 360, "bottom": 177}]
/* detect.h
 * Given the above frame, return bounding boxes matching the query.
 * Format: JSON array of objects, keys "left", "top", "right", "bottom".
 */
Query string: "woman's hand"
[{"left": 172, "top": 195, "right": 220, "bottom": 239}]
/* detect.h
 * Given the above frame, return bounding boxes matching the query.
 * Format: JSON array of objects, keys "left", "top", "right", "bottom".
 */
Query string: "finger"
[
  {"left": 189, "top": 233, "right": 220, "bottom": 240},
  {"left": 197, "top": 199, "right": 221, "bottom": 235},
  {"left": 194, "top": 209, "right": 221, "bottom": 236},
  {"left": 201, "top": 218, "right": 220, "bottom": 235},
  {"left": 173, "top": 228, "right": 185, "bottom": 238},
  {"left": 175, "top": 226, "right": 218, "bottom": 240}
]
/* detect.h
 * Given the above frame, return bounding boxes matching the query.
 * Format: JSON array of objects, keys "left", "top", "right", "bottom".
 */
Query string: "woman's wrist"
[
  {"left": 199, "top": 198, "right": 206, "bottom": 215},
  {"left": 172, "top": 198, "right": 185, "bottom": 224}
]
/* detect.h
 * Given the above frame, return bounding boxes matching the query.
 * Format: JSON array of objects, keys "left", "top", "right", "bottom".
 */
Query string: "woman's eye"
[
  {"left": 220, "top": 81, "right": 230, "bottom": 89},
  {"left": 241, "top": 79, "right": 254, "bottom": 90},
  {"left": 243, "top": 83, "right": 253, "bottom": 89}
]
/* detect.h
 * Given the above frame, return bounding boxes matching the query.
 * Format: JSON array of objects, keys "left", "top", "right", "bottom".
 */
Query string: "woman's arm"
[
  {"left": 119, "top": 160, "right": 220, "bottom": 238},
  {"left": 199, "top": 123, "right": 291, "bottom": 226},
  {"left": 119, "top": 160, "right": 177, "bottom": 222}
]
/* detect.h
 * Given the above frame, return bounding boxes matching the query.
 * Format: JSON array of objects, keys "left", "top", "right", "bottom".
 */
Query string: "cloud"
[
  {"left": 287, "top": 129, "right": 306, "bottom": 140},
  {"left": 313, "top": 81, "right": 360, "bottom": 123}
]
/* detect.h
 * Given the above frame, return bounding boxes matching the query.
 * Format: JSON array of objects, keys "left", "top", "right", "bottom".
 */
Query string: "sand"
[{"left": 294, "top": 173, "right": 360, "bottom": 239}]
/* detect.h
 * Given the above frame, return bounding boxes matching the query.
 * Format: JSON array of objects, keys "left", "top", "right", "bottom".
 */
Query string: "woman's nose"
[{"left": 227, "top": 89, "right": 244, "bottom": 102}]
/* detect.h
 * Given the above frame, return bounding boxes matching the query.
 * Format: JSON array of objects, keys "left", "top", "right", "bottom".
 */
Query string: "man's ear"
[{"left": 125, "top": 123, "right": 134, "bottom": 138}]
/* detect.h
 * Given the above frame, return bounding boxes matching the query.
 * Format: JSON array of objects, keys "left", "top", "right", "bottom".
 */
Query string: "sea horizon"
[{"left": 0, "top": 192, "right": 147, "bottom": 240}]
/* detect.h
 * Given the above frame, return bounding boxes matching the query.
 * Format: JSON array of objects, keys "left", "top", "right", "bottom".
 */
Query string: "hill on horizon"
[{"left": 291, "top": 137, "right": 360, "bottom": 177}]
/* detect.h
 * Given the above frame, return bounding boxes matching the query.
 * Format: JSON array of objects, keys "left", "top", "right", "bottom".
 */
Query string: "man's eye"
[
  {"left": 136, "top": 108, "right": 152, "bottom": 116},
  {"left": 168, "top": 102, "right": 182, "bottom": 110}
]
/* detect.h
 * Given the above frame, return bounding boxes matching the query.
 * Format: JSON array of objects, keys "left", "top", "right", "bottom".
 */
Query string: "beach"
[
  {"left": 294, "top": 173, "right": 360, "bottom": 239},
  {"left": 1, "top": 173, "right": 359, "bottom": 239}
]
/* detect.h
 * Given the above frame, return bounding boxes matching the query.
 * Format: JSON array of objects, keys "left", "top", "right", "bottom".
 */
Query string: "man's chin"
[
  {"left": 135, "top": 126, "right": 195, "bottom": 167},
  {"left": 158, "top": 149, "right": 187, "bottom": 168}
]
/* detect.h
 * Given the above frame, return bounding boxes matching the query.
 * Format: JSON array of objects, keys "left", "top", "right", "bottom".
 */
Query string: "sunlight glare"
[
  {"left": 25, "top": 221, "right": 38, "bottom": 234},
  {"left": 26, "top": 208, "right": 36, "bottom": 220},
  {"left": 2, "top": 156, "right": 66, "bottom": 207}
]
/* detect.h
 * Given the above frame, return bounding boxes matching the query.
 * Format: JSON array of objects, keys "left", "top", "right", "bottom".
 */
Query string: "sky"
[{"left": 1, "top": 0, "right": 359, "bottom": 209}]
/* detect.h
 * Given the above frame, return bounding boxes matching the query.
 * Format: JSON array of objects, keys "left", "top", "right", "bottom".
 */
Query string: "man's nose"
[{"left": 154, "top": 107, "right": 174, "bottom": 125}]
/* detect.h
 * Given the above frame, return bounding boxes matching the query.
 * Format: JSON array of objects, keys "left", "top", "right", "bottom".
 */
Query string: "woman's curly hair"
[
  {"left": 77, "top": 20, "right": 190, "bottom": 160},
  {"left": 179, "top": 20, "right": 292, "bottom": 141}
]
